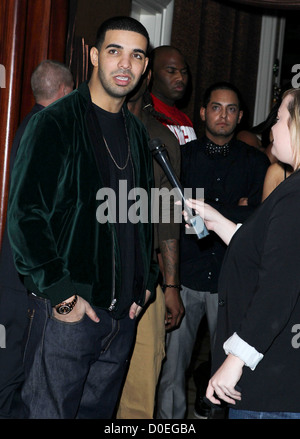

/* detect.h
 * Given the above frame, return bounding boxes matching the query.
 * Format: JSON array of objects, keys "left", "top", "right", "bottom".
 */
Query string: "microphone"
[{"left": 148, "top": 138, "right": 209, "bottom": 240}]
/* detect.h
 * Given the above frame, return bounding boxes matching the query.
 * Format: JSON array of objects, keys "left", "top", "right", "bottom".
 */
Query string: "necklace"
[
  {"left": 103, "top": 109, "right": 131, "bottom": 171},
  {"left": 103, "top": 136, "right": 130, "bottom": 170}
]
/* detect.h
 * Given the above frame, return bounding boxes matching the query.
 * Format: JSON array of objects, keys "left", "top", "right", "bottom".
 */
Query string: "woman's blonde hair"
[{"left": 282, "top": 88, "right": 300, "bottom": 170}]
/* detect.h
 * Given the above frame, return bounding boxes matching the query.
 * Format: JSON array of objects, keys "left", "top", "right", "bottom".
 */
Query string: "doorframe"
[
  {"left": 130, "top": 0, "right": 174, "bottom": 48},
  {"left": 253, "top": 14, "right": 286, "bottom": 126}
]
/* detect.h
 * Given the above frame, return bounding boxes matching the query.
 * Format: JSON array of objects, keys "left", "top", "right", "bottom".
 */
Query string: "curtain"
[
  {"left": 65, "top": 0, "right": 91, "bottom": 88},
  {"left": 171, "top": 0, "right": 262, "bottom": 137},
  {"left": 0, "top": 0, "right": 69, "bottom": 246}
]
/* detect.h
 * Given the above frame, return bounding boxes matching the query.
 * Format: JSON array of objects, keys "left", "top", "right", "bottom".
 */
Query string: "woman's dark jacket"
[{"left": 213, "top": 169, "right": 300, "bottom": 412}]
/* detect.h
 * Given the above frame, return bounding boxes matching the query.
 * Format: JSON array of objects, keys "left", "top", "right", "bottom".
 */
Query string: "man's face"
[
  {"left": 92, "top": 29, "right": 149, "bottom": 101},
  {"left": 151, "top": 49, "right": 188, "bottom": 106},
  {"left": 200, "top": 89, "right": 243, "bottom": 144},
  {"left": 271, "top": 95, "right": 294, "bottom": 167}
]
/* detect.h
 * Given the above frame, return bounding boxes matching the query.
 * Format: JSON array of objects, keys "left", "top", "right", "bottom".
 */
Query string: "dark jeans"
[
  {"left": 0, "top": 287, "right": 28, "bottom": 419},
  {"left": 22, "top": 294, "right": 136, "bottom": 419},
  {"left": 229, "top": 409, "right": 300, "bottom": 419}
]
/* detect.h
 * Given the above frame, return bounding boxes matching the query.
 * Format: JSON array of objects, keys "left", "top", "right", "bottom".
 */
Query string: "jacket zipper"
[{"left": 108, "top": 229, "right": 116, "bottom": 311}]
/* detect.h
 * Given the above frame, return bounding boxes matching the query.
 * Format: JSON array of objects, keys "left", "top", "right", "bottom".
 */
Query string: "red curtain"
[{"left": 0, "top": 0, "right": 69, "bottom": 246}]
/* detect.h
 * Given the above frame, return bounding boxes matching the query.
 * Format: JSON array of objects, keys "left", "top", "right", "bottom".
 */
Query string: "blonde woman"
[{"left": 183, "top": 88, "right": 300, "bottom": 419}]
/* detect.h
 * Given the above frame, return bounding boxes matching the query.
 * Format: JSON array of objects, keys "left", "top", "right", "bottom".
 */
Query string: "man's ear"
[
  {"left": 200, "top": 106, "right": 206, "bottom": 122},
  {"left": 59, "top": 83, "right": 67, "bottom": 98},
  {"left": 146, "top": 68, "right": 152, "bottom": 86},
  {"left": 237, "top": 110, "right": 243, "bottom": 124},
  {"left": 90, "top": 47, "right": 99, "bottom": 67},
  {"left": 142, "top": 57, "right": 149, "bottom": 75}
]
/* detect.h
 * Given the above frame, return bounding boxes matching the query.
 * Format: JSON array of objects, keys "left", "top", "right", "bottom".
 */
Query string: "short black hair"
[
  {"left": 202, "top": 81, "right": 243, "bottom": 110},
  {"left": 148, "top": 45, "right": 184, "bottom": 71},
  {"left": 95, "top": 16, "right": 150, "bottom": 52}
]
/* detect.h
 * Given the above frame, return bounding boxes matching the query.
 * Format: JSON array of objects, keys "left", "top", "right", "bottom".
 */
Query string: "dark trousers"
[
  {"left": 0, "top": 287, "right": 29, "bottom": 419},
  {"left": 21, "top": 294, "right": 136, "bottom": 419}
]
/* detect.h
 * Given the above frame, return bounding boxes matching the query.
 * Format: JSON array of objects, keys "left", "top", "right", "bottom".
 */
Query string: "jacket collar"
[{"left": 78, "top": 80, "right": 92, "bottom": 103}]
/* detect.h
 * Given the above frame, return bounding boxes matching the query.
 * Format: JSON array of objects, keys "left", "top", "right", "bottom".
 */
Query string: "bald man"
[{"left": 10, "top": 60, "right": 74, "bottom": 167}]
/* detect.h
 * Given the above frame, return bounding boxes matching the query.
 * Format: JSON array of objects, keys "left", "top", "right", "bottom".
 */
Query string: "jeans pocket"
[
  {"left": 50, "top": 311, "right": 86, "bottom": 325},
  {"left": 47, "top": 312, "right": 99, "bottom": 355}
]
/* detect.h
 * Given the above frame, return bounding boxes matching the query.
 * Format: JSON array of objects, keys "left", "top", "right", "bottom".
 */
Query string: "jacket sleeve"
[
  {"left": 152, "top": 146, "right": 181, "bottom": 246},
  {"left": 146, "top": 259, "right": 159, "bottom": 297},
  {"left": 7, "top": 111, "right": 76, "bottom": 305},
  {"left": 145, "top": 135, "right": 160, "bottom": 300}
]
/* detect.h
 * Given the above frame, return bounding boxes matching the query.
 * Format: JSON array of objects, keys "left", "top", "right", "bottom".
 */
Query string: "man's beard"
[{"left": 206, "top": 123, "right": 236, "bottom": 141}]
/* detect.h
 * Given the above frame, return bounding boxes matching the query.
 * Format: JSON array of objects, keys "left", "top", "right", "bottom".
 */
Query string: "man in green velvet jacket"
[{"left": 7, "top": 16, "right": 158, "bottom": 419}]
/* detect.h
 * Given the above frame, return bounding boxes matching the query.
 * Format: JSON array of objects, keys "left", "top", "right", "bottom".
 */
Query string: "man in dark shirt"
[
  {"left": 156, "top": 82, "right": 270, "bottom": 419},
  {"left": 0, "top": 60, "right": 73, "bottom": 419}
]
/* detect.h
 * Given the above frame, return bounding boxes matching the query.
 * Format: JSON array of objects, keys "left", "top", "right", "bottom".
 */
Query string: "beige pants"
[{"left": 117, "top": 285, "right": 166, "bottom": 419}]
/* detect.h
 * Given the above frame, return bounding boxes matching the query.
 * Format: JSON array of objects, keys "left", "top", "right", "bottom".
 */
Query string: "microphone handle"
[
  {"left": 152, "top": 149, "right": 209, "bottom": 239},
  {"left": 153, "top": 151, "right": 185, "bottom": 197}
]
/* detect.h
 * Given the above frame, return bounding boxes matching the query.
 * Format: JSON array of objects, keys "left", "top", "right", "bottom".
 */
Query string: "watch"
[{"left": 55, "top": 295, "right": 78, "bottom": 315}]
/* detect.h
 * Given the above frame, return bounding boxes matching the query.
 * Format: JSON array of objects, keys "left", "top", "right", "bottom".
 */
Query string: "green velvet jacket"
[{"left": 7, "top": 81, "right": 158, "bottom": 318}]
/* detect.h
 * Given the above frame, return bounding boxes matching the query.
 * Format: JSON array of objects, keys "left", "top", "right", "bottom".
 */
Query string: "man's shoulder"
[
  {"left": 30, "top": 89, "right": 85, "bottom": 129},
  {"left": 234, "top": 137, "right": 261, "bottom": 153},
  {"left": 13, "top": 104, "right": 44, "bottom": 138},
  {"left": 19, "top": 90, "right": 86, "bottom": 149},
  {"left": 141, "top": 108, "right": 179, "bottom": 144},
  {"left": 126, "top": 107, "right": 149, "bottom": 135},
  {"left": 181, "top": 139, "right": 204, "bottom": 155},
  {"left": 234, "top": 138, "right": 270, "bottom": 165}
]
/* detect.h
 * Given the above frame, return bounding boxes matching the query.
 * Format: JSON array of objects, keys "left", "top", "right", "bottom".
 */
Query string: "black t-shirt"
[{"left": 93, "top": 104, "right": 136, "bottom": 316}]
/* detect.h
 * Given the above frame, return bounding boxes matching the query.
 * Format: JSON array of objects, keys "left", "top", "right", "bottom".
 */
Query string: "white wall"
[
  {"left": 253, "top": 15, "right": 286, "bottom": 125},
  {"left": 131, "top": 0, "right": 174, "bottom": 48}
]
